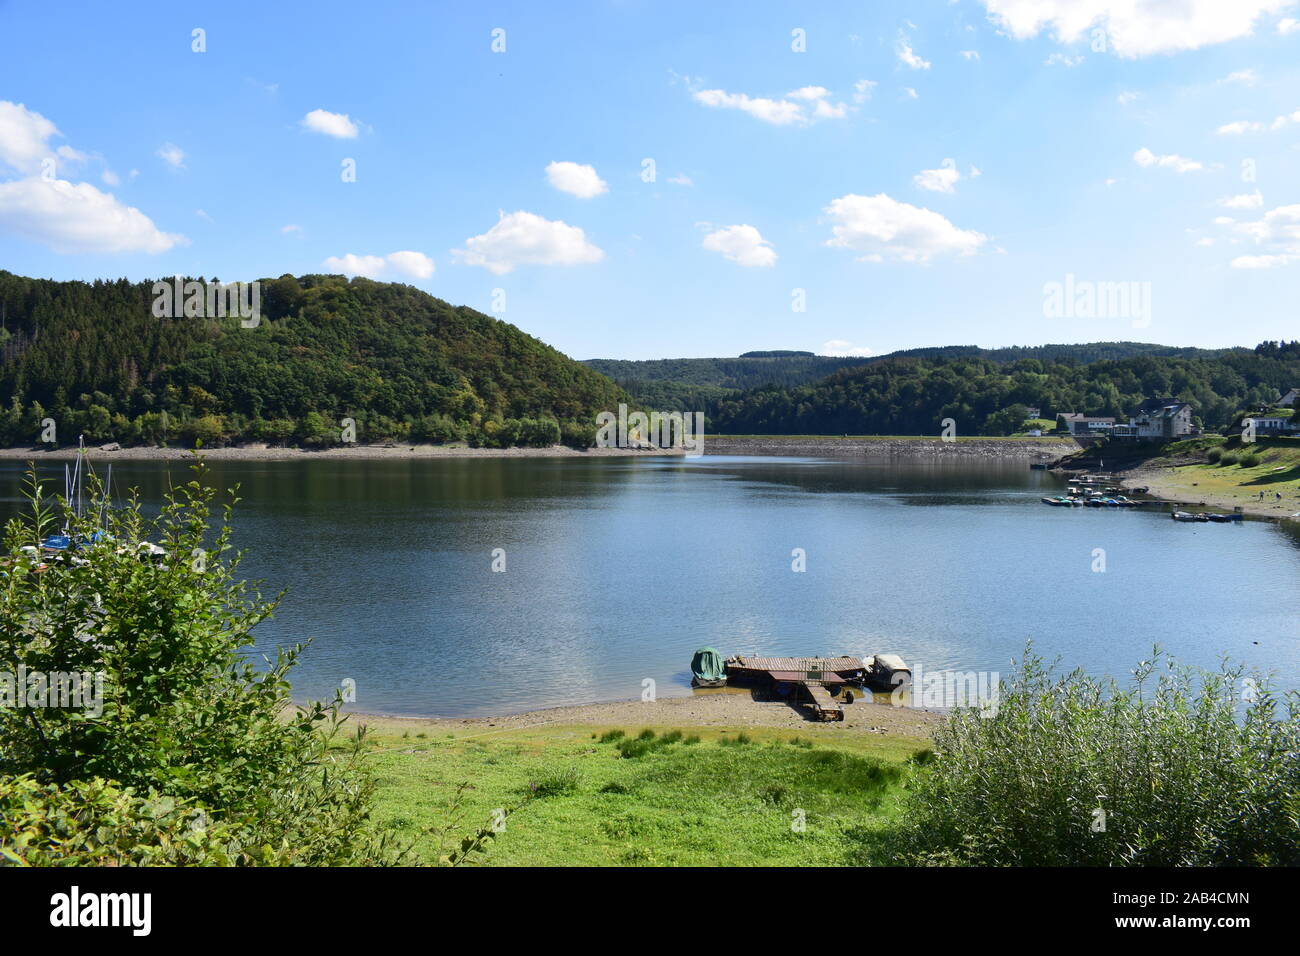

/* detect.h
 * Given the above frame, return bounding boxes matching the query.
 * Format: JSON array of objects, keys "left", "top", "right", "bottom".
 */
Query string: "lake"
[{"left": 2, "top": 454, "right": 1297, "bottom": 717}]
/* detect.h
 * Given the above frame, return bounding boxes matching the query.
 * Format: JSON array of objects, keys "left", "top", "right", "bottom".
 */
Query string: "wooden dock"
[{"left": 724, "top": 655, "right": 863, "bottom": 721}]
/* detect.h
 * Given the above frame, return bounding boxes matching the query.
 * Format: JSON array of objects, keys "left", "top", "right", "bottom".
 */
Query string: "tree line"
[
  {"left": 0, "top": 271, "right": 626, "bottom": 448},
  {"left": 705, "top": 344, "right": 1300, "bottom": 436}
]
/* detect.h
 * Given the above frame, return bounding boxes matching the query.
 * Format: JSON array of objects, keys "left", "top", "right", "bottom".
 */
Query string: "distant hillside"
[
  {"left": 707, "top": 345, "right": 1300, "bottom": 436},
  {"left": 583, "top": 343, "right": 1238, "bottom": 411},
  {"left": 0, "top": 271, "right": 626, "bottom": 448}
]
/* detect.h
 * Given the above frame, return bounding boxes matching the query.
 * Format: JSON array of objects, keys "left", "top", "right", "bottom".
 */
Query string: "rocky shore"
[{"left": 703, "top": 435, "right": 1078, "bottom": 460}]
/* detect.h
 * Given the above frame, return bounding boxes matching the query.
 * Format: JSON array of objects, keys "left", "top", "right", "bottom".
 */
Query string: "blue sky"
[{"left": 1, "top": 0, "right": 1299, "bottom": 360}]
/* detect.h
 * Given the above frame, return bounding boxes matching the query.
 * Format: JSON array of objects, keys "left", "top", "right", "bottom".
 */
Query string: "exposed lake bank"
[
  {"left": 345, "top": 689, "right": 945, "bottom": 738},
  {"left": 1060, "top": 437, "right": 1300, "bottom": 520},
  {"left": 0, "top": 442, "right": 681, "bottom": 462},
  {"left": 703, "top": 435, "right": 1079, "bottom": 460}
]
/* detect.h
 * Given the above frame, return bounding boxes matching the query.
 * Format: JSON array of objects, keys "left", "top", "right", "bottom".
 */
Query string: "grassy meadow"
[{"left": 359, "top": 722, "right": 930, "bottom": 866}]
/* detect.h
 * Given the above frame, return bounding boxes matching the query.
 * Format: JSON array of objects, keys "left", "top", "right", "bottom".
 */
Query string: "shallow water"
[{"left": 2, "top": 455, "right": 1296, "bottom": 717}]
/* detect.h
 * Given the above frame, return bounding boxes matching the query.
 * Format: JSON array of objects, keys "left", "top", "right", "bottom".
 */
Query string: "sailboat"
[{"left": 40, "top": 436, "right": 110, "bottom": 558}]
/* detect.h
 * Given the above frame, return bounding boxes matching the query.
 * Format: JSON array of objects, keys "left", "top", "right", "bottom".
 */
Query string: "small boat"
[
  {"left": 690, "top": 646, "right": 727, "bottom": 688},
  {"left": 1205, "top": 513, "right": 1244, "bottom": 523},
  {"left": 1171, "top": 511, "right": 1208, "bottom": 522}
]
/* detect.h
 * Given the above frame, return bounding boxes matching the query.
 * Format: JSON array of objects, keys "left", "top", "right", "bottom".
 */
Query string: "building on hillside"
[
  {"left": 1243, "top": 412, "right": 1300, "bottom": 436},
  {"left": 1057, "top": 413, "right": 1116, "bottom": 436},
  {"left": 1129, "top": 399, "right": 1194, "bottom": 440},
  {"left": 1279, "top": 388, "right": 1299, "bottom": 408},
  {"left": 1026, "top": 406, "right": 1041, "bottom": 419}
]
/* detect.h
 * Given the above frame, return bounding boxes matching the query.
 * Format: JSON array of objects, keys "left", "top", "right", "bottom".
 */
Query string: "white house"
[
  {"left": 1244, "top": 412, "right": 1299, "bottom": 436},
  {"left": 1279, "top": 388, "right": 1299, "bottom": 408},
  {"left": 1130, "top": 399, "right": 1194, "bottom": 440}
]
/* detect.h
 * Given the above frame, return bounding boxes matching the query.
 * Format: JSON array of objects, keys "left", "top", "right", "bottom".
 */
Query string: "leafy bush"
[
  {"left": 886, "top": 649, "right": 1300, "bottom": 866},
  {"left": 0, "top": 464, "right": 409, "bottom": 865},
  {"left": 1240, "top": 452, "right": 1261, "bottom": 467},
  {"left": 1219, "top": 452, "right": 1240, "bottom": 466},
  {"left": 1206, "top": 447, "right": 1223, "bottom": 462}
]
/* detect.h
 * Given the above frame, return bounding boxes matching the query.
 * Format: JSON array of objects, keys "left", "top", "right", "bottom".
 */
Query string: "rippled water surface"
[{"left": 2, "top": 455, "right": 1296, "bottom": 717}]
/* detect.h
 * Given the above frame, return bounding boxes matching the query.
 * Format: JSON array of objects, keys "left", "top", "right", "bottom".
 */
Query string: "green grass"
[{"left": 362, "top": 724, "right": 926, "bottom": 866}]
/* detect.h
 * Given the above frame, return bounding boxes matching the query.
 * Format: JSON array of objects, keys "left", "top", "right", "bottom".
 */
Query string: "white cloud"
[
  {"left": 0, "top": 177, "right": 186, "bottom": 254},
  {"left": 156, "top": 142, "right": 185, "bottom": 168},
  {"left": 281, "top": 223, "right": 303, "bottom": 235},
  {"left": 1133, "top": 147, "right": 1204, "bottom": 172},
  {"left": 1221, "top": 68, "right": 1259, "bottom": 85},
  {"left": 902, "top": 87, "right": 919, "bottom": 99},
  {"left": 1216, "top": 120, "right": 1264, "bottom": 134},
  {"left": 1231, "top": 253, "right": 1298, "bottom": 268},
  {"left": 1117, "top": 90, "right": 1140, "bottom": 105},
  {"left": 453, "top": 210, "right": 604, "bottom": 274},
  {"left": 0, "top": 101, "right": 62, "bottom": 175},
  {"left": 323, "top": 250, "right": 435, "bottom": 280},
  {"left": 701, "top": 224, "right": 777, "bottom": 267},
  {"left": 545, "top": 161, "right": 608, "bottom": 198},
  {"left": 853, "top": 79, "right": 877, "bottom": 102},
  {"left": 897, "top": 38, "right": 931, "bottom": 69},
  {"left": 823, "top": 193, "right": 988, "bottom": 263},
  {"left": 385, "top": 250, "right": 436, "bottom": 278},
  {"left": 1270, "top": 109, "right": 1300, "bottom": 130},
  {"left": 301, "top": 109, "right": 359, "bottom": 139},
  {"left": 195, "top": 208, "right": 214, "bottom": 223},
  {"left": 694, "top": 88, "right": 804, "bottom": 125},
  {"left": 693, "top": 86, "right": 848, "bottom": 126},
  {"left": 101, "top": 169, "right": 120, "bottom": 186},
  {"left": 667, "top": 173, "right": 694, "bottom": 186},
  {"left": 914, "top": 159, "right": 963, "bottom": 193},
  {"left": 1044, "top": 52, "right": 1084, "bottom": 66},
  {"left": 1279, "top": 17, "right": 1300, "bottom": 34},
  {"left": 1219, "top": 203, "right": 1300, "bottom": 267},
  {"left": 960, "top": 50, "right": 981, "bottom": 60},
  {"left": 821, "top": 339, "right": 874, "bottom": 357},
  {"left": 1218, "top": 191, "right": 1264, "bottom": 209},
  {"left": 980, "top": 0, "right": 1291, "bottom": 58}
]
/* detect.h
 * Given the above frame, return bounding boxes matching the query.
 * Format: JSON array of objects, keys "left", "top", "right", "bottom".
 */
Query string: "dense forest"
[
  {"left": 584, "top": 342, "right": 1240, "bottom": 411},
  {"left": 0, "top": 271, "right": 627, "bottom": 448},
  {"left": 706, "top": 344, "right": 1300, "bottom": 436}
]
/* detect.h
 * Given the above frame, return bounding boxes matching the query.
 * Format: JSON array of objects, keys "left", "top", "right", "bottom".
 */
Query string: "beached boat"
[
  {"left": 690, "top": 646, "right": 727, "bottom": 687},
  {"left": 1171, "top": 511, "right": 1208, "bottom": 522}
]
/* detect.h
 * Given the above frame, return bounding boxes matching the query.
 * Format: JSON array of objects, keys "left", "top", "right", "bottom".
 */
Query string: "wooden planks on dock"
[{"left": 801, "top": 681, "right": 844, "bottom": 721}]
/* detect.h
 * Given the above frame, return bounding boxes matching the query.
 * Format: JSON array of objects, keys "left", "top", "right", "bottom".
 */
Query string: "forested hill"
[
  {"left": 707, "top": 344, "right": 1300, "bottom": 436},
  {"left": 583, "top": 342, "right": 1237, "bottom": 409},
  {"left": 0, "top": 271, "right": 626, "bottom": 448}
]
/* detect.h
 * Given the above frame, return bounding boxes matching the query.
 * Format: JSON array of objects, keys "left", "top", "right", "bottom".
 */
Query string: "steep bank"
[{"left": 704, "top": 435, "right": 1079, "bottom": 460}]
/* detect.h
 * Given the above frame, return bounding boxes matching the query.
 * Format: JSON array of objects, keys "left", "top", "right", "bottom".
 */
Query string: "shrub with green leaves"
[
  {"left": 0, "top": 462, "right": 406, "bottom": 865},
  {"left": 887, "top": 649, "right": 1300, "bottom": 866}
]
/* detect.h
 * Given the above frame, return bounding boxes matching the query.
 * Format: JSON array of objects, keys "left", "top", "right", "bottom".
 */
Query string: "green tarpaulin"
[{"left": 691, "top": 647, "right": 725, "bottom": 683}]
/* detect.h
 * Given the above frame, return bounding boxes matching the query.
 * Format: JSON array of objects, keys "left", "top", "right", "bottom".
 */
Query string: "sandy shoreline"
[{"left": 340, "top": 689, "right": 944, "bottom": 740}]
